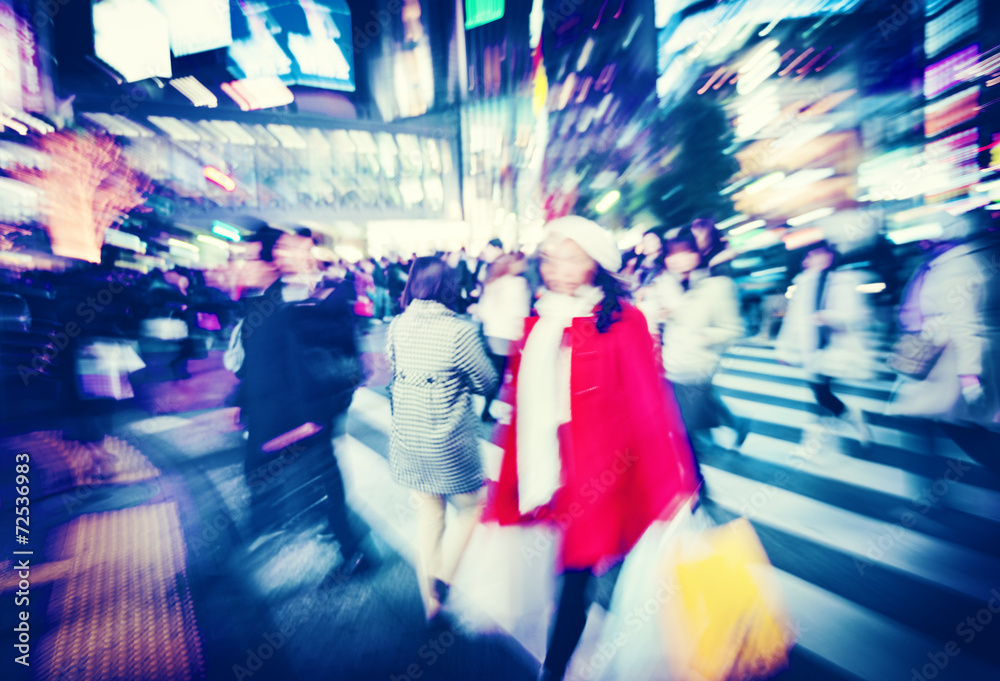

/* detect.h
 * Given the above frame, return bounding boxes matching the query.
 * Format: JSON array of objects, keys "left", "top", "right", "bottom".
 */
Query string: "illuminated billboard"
[
  {"left": 465, "top": 0, "right": 504, "bottom": 29},
  {"left": 228, "top": 0, "right": 355, "bottom": 92},
  {"left": 151, "top": 0, "right": 233, "bottom": 57},
  {"left": 93, "top": 0, "right": 172, "bottom": 82}
]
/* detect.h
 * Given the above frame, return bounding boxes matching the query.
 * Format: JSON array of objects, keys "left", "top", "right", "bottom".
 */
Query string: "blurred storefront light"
[
  {"left": 221, "top": 77, "right": 294, "bottom": 112},
  {"left": 170, "top": 77, "right": 218, "bottom": 108},
  {"left": 787, "top": 207, "right": 834, "bottom": 226},
  {"left": 211, "top": 221, "right": 241, "bottom": 242},
  {"left": 745, "top": 172, "right": 786, "bottom": 195},
  {"left": 147, "top": 116, "right": 201, "bottom": 141},
  {"left": 729, "top": 219, "right": 767, "bottom": 236},
  {"left": 168, "top": 238, "right": 199, "bottom": 252},
  {"left": 717, "top": 214, "right": 748, "bottom": 229},
  {"left": 196, "top": 234, "right": 229, "bottom": 249},
  {"left": 776, "top": 168, "right": 836, "bottom": 190},
  {"left": 736, "top": 49, "right": 781, "bottom": 96}
]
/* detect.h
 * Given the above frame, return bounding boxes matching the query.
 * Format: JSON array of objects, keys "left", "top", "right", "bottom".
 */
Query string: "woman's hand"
[{"left": 960, "top": 375, "right": 983, "bottom": 403}]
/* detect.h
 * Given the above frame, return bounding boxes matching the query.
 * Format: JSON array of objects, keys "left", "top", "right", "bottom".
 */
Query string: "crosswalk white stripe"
[
  {"left": 719, "top": 356, "right": 896, "bottom": 391},
  {"left": 714, "top": 373, "right": 888, "bottom": 414},
  {"left": 341, "top": 402, "right": 1000, "bottom": 680},
  {"left": 739, "top": 432, "right": 1000, "bottom": 522},
  {"left": 774, "top": 569, "right": 1000, "bottom": 680},
  {"left": 719, "top": 392, "right": 972, "bottom": 461},
  {"left": 702, "top": 465, "right": 1000, "bottom": 600}
]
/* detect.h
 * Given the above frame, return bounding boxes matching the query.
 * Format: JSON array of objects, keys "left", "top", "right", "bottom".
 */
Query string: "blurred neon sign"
[
  {"left": 466, "top": 0, "right": 504, "bottom": 29},
  {"left": 203, "top": 166, "right": 236, "bottom": 192},
  {"left": 924, "top": 87, "right": 978, "bottom": 137},
  {"left": 212, "top": 221, "right": 241, "bottom": 241},
  {"left": 925, "top": 45, "right": 978, "bottom": 99}
]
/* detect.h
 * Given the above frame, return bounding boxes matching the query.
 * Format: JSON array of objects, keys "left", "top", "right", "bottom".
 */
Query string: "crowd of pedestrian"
[{"left": 4, "top": 208, "right": 998, "bottom": 681}]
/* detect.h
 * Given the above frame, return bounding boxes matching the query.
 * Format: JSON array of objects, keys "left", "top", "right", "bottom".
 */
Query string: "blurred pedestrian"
[
  {"left": 652, "top": 228, "right": 750, "bottom": 454},
  {"left": 777, "top": 241, "right": 875, "bottom": 450},
  {"left": 691, "top": 215, "right": 729, "bottom": 275},
  {"left": 491, "top": 216, "right": 699, "bottom": 681},
  {"left": 634, "top": 231, "right": 665, "bottom": 289},
  {"left": 886, "top": 214, "right": 1000, "bottom": 474},
  {"left": 234, "top": 228, "right": 372, "bottom": 573},
  {"left": 471, "top": 252, "right": 532, "bottom": 421},
  {"left": 371, "top": 258, "right": 391, "bottom": 321},
  {"left": 387, "top": 256, "right": 498, "bottom": 620}
]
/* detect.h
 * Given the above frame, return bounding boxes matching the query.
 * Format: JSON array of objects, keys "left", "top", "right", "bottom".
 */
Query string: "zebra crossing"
[{"left": 335, "top": 338, "right": 1000, "bottom": 681}]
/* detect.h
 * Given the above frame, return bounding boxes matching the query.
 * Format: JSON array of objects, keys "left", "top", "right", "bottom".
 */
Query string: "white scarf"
[{"left": 516, "top": 285, "right": 604, "bottom": 515}]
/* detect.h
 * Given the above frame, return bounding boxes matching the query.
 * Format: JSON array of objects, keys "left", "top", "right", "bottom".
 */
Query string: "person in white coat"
[
  {"left": 650, "top": 228, "right": 750, "bottom": 453},
  {"left": 471, "top": 253, "right": 532, "bottom": 421},
  {"left": 886, "top": 216, "right": 1000, "bottom": 473},
  {"left": 777, "top": 241, "right": 875, "bottom": 448}
]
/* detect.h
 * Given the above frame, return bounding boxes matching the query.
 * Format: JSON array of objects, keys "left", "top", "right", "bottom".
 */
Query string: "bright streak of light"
[
  {"left": 730, "top": 219, "right": 767, "bottom": 235},
  {"left": 717, "top": 214, "right": 748, "bottom": 229},
  {"left": 196, "top": 234, "right": 229, "bottom": 248},
  {"left": 759, "top": 19, "right": 780, "bottom": 37},
  {"left": 745, "top": 172, "right": 786, "bottom": 194},
  {"left": 577, "top": 38, "right": 594, "bottom": 71},
  {"left": 212, "top": 222, "right": 242, "bottom": 241},
  {"left": 168, "top": 238, "right": 199, "bottom": 252},
  {"left": 751, "top": 266, "right": 787, "bottom": 278},
  {"left": 203, "top": 166, "right": 237, "bottom": 192},
  {"left": 170, "top": 76, "right": 218, "bottom": 108},
  {"left": 857, "top": 282, "right": 887, "bottom": 293},
  {"left": 739, "top": 39, "right": 781, "bottom": 74},
  {"left": 595, "top": 189, "right": 621, "bottom": 213},
  {"left": 787, "top": 207, "right": 835, "bottom": 226}
]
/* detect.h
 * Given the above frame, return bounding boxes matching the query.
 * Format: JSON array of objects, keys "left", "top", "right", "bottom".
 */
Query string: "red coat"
[{"left": 490, "top": 302, "right": 700, "bottom": 573}]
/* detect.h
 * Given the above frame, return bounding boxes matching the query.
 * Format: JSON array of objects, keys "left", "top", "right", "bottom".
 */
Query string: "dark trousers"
[
  {"left": 543, "top": 568, "right": 594, "bottom": 679},
  {"left": 810, "top": 376, "right": 846, "bottom": 418},
  {"left": 673, "top": 381, "right": 740, "bottom": 437},
  {"left": 309, "top": 429, "right": 362, "bottom": 556},
  {"left": 244, "top": 423, "right": 361, "bottom": 555},
  {"left": 244, "top": 433, "right": 287, "bottom": 536},
  {"left": 482, "top": 350, "right": 507, "bottom": 417}
]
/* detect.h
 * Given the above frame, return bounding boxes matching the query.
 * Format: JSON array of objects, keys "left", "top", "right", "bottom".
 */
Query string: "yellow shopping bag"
[{"left": 660, "top": 517, "right": 795, "bottom": 681}]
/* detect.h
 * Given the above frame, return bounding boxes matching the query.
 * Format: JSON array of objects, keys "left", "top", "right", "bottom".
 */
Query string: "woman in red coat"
[{"left": 492, "top": 216, "right": 700, "bottom": 681}]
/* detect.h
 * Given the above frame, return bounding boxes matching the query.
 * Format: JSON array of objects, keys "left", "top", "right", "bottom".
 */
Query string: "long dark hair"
[{"left": 595, "top": 267, "right": 630, "bottom": 333}]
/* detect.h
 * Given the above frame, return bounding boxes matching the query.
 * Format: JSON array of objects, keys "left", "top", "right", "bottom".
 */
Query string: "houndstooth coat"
[{"left": 387, "top": 300, "right": 499, "bottom": 495}]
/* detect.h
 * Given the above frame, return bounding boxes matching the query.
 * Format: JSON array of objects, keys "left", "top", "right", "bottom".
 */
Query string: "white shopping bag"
[
  {"left": 591, "top": 503, "right": 711, "bottom": 681},
  {"left": 451, "top": 521, "right": 559, "bottom": 661}
]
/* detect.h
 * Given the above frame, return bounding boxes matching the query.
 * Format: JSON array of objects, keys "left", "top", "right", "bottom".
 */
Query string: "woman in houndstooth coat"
[{"left": 387, "top": 256, "right": 499, "bottom": 620}]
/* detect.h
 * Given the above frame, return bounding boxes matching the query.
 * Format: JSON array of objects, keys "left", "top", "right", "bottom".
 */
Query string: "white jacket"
[
  {"left": 647, "top": 271, "right": 744, "bottom": 385},
  {"left": 887, "top": 238, "right": 1000, "bottom": 428},
  {"left": 776, "top": 268, "right": 876, "bottom": 381},
  {"left": 476, "top": 274, "right": 532, "bottom": 343}
]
